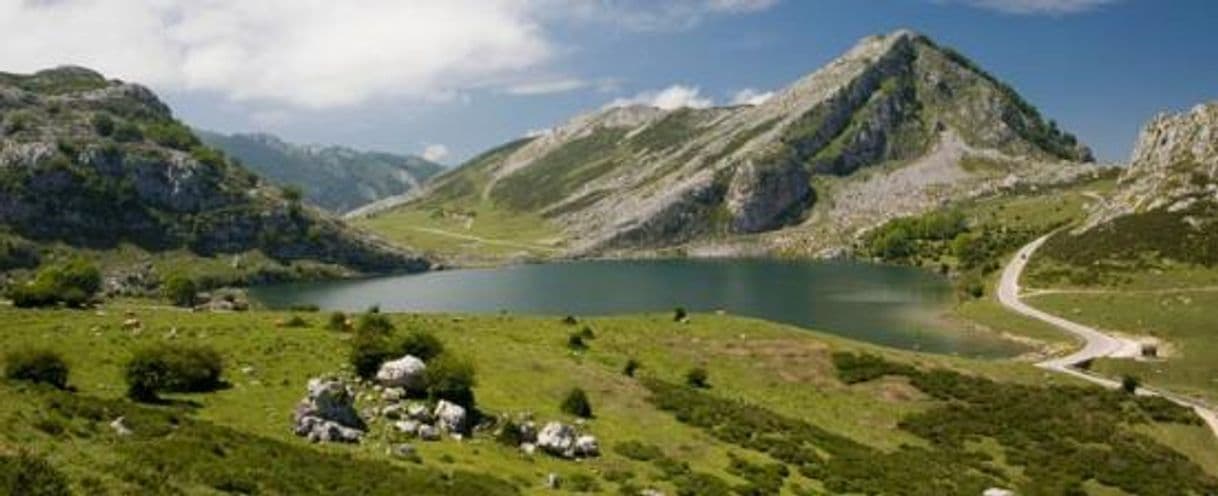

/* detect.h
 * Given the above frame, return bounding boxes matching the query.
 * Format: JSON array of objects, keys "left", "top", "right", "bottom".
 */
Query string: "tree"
[
  {"left": 560, "top": 387, "right": 593, "bottom": 418},
  {"left": 162, "top": 273, "right": 198, "bottom": 307}
]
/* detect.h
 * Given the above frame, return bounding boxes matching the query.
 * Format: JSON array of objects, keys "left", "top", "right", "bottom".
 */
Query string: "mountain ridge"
[
  {"left": 360, "top": 30, "right": 1097, "bottom": 261},
  {"left": 197, "top": 130, "right": 444, "bottom": 214}
]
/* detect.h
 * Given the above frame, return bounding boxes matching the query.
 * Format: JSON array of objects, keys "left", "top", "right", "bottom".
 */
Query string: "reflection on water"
[{"left": 249, "top": 259, "right": 1023, "bottom": 358}]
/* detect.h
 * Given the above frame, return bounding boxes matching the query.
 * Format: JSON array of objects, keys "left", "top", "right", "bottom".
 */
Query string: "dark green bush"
[
  {"left": 282, "top": 315, "right": 309, "bottom": 328},
  {"left": 831, "top": 352, "right": 915, "bottom": 384},
  {"left": 1121, "top": 375, "right": 1140, "bottom": 394},
  {"left": 685, "top": 367, "right": 709, "bottom": 388},
  {"left": 567, "top": 333, "right": 586, "bottom": 350},
  {"left": 622, "top": 358, "right": 640, "bottom": 377},
  {"left": 560, "top": 387, "right": 593, "bottom": 418},
  {"left": 326, "top": 311, "right": 349, "bottom": 332},
  {"left": 125, "top": 344, "right": 224, "bottom": 401},
  {"left": 4, "top": 348, "right": 69, "bottom": 389},
  {"left": 397, "top": 329, "right": 445, "bottom": 361},
  {"left": 356, "top": 312, "right": 395, "bottom": 336},
  {"left": 350, "top": 333, "right": 394, "bottom": 380},
  {"left": 162, "top": 273, "right": 198, "bottom": 307},
  {"left": 144, "top": 121, "right": 200, "bottom": 151},
  {"left": 424, "top": 354, "right": 477, "bottom": 410},
  {"left": 90, "top": 113, "right": 115, "bottom": 137},
  {"left": 112, "top": 121, "right": 143, "bottom": 142},
  {"left": 6, "top": 257, "right": 102, "bottom": 308},
  {"left": 673, "top": 307, "right": 688, "bottom": 322},
  {"left": 0, "top": 451, "right": 71, "bottom": 496},
  {"left": 577, "top": 326, "right": 596, "bottom": 340}
]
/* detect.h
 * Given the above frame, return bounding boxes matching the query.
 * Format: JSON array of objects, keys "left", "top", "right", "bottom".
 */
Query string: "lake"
[{"left": 249, "top": 259, "right": 1023, "bottom": 358}]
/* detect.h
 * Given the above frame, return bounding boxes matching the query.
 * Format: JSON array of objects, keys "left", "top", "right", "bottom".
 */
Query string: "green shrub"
[
  {"left": 162, "top": 273, "right": 198, "bottom": 307},
  {"left": 560, "top": 387, "right": 593, "bottom": 418},
  {"left": 4, "top": 348, "right": 69, "bottom": 389},
  {"left": 397, "top": 329, "right": 445, "bottom": 361},
  {"left": 189, "top": 146, "right": 227, "bottom": 169},
  {"left": 1121, "top": 375, "right": 1140, "bottom": 394},
  {"left": 567, "top": 333, "right": 587, "bottom": 350},
  {"left": 673, "top": 307, "right": 688, "bottom": 322},
  {"left": 326, "top": 311, "right": 349, "bottom": 332},
  {"left": 6, "top": 257, "right": 102, "bottom": 308},
  {"left": 282, "top": 315, "right": 309, "bottom": 328},
  {"left": 112, "top": 121, "right": 143, "bottom": 142},
  {"left": 685, "top": 367, "right": 709, "bottom": 388},
  {"left": 350, "top": 333, "right": 394, "bottom": 380},
  {"left": 144, "top": 121, "right": 200, "bottom": 151},
  {"left": 90, "top": 113, "right": 115, "bottom": 136},
  {"left": 622, "top": 358, "right": 640, "bottom": 377},
  {"left": 613, "top": 441, "right": 664, "bottom": 461},
  {"left": 423, "top": 354, "right": 477, "bottom": 410},
  {"left": 282, "top": 185, "right": 303, "bottom": 203},
  {"left": 0, "top": 451, "right": 71, "bottom": 496},
  {"left": 125, "top": 344, "right": 224, "bottom": 401},
  {"left": 356, "top": 312, "right": 395, "bottom": 336},
  {"left": 831, "top": 352, "right": 915, "bottom": 384},
  {"left": 578, "top": 326, "right": 596, "bottom": 340},
  {"left": 564, "top": 473, "right": 599, "bottom": 493}
]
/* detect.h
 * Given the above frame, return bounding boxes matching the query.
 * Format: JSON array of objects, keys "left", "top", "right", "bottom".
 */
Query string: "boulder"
[
  {"left": 375, "top": 355, "right": 426, "bottom": 389},
  {"left": 109, "top": 416, "right": 132, "bottom": 436},
  {"left": 520, "top": 442, "right": 537, "bottom": 455},
  {"left": 545, "top": 473, "right": 561, "bottom": 489},
  {"left": 417, "top": 424, "right": 442, "bottom": 441},
  {"left": 381, "top": 387, "right": 405, "bottom": 402},
  {"left": 982, "top": 490, "right": 1015, "bottom": 496},
  {"left": 574, "top": 435, "right": 600, "bottom": 457},
  {"left": 405, "top": 402, "right": 433, "bottom": 422},
  {"left": 394, "top": 420, "right": 420, "bottom": 436},
  {"left": 292, "top": 377, "right": 365, "bottom": 443},
  {"left": 536, "top": 422, "right": 578, "bottom": 458},
  {"left": 434, "top": 400, "right": 467, "bottom": 432},
  {"left": 381, "top": 403, "right": 406, "bottom": 420}
]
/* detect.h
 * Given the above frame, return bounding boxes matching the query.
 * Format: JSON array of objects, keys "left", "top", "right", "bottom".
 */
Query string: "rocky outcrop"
[
  {"left": 292, "top": 377, "right": 365, "bottom": 443},
  {"left": 0, "top": 66, "right": 429, "bottom": 275},
  {"left": 536, "top": 421, "right": 599, "bottom": 459}
]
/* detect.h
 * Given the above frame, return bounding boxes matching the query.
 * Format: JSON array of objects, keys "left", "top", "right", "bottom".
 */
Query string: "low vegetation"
[
  {"left": 4, "top": 348, "right": 69, "bottom": 390},
  {"left": 124, "top": 344, "right": 225, "bottom": 401},
  {"left": 4, "top": 257, "right": 101, "bottom": 308}
]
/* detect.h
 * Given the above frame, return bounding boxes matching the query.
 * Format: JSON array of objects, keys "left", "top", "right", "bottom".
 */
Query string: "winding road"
[{"left": 998, "top": 235, "right": 1218, "bottom": 437}]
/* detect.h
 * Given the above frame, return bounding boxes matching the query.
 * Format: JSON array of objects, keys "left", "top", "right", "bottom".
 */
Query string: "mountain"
[
  {"left": 360, "top": 30, "right": 1097, "bottom": 260},
  {"left": 1037, "top": 102, "right": 1218, "bottom": 276},
  {"left": 197, "top": 131, "right": 444, "bottom": 214},
  {"left": 0, "top": 66, "right": 428, "bottom": 279}
]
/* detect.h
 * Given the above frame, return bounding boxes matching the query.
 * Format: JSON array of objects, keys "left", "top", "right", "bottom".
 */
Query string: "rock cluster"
[
  {"left": 501, "top": 417, "right": 598, "bottom": 459},
  {"left": 388, "top": 400, "right": 467, "bottom": 441},
  {"left": 292, "top": 377, "right": 365, "bottom": 443}
]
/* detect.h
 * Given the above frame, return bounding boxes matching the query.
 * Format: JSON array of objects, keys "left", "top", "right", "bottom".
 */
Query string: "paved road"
[{"left": 998, "top": 235, "right": 1218, "bottom": 437}]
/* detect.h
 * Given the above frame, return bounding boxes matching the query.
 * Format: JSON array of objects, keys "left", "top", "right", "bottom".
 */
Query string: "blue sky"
[{"left": 2, "top": 0, "right": 1215, "bottom": 163}]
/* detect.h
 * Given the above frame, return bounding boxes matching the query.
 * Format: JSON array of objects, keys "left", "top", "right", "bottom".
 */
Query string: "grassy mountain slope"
[
  {"left": 361, "top": 30, "right": 1096, "bottom": 262},
  {"left": 0, "top": 304, "right": 1214, "bottom": 494},
  {"left": 198, "top": 131, "right": 443, "bottom": 214},
  {"left": 0, "top": 67, "right": 428, "bottom": 285}
]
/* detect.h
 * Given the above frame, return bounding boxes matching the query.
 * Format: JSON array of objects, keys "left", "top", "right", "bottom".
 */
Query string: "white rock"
[
  {"left": 574, "top": 435, "right": 600, "bottom": 457},
  {"left": 417, "top": 424, "right": 442, "bottom": 441},
  {"left": 520, "top": 442, "right": 537, "bottom": 455},
  {"left": 394, "top": 420, "right": 420, "bottom": 435},
  {"left": 375, "top": 355, "right": 427, "bottom": 389},
  {"left": 536, "top": 422, "right": 577, "bottom": 458},
  {"left": 983, "top": 489, "right": 1015, "bottom": 496},
  {"left": 406, "top": 402, "right": 433, "bottom": 422},
  {"left": 434, "top": 400, "right": 467, "bottom": 432},
  {"left": 110, "top": 416, "right": 132, "bottom": 436},
  {"left": 545, "top": 473, "right": 561, "bottom": 489}
]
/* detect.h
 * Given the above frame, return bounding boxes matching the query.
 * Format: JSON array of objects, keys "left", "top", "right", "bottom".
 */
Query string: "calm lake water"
[{"left": 249, "top": 259, "right": 1023, "bottom": 358}]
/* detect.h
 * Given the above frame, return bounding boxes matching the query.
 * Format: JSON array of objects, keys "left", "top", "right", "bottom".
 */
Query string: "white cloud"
[
  {"left": 505, "top": 78, "right": 590, "bottom": 95},
  {"left": 0, "top": 0, "right": 551, "bottom": 109},
  {"left": 730, "top": 88, "right": 774, "bottom": 106},
  {"left": 938, "top": 0, "right": 1119, "bottom": 15},
  {"left": 606, "top": 85, "right": 714, "bottom": 111},
  {"left": 422, "top": 144, "right": 450, "bottom": 162},
  {"left": 548, "top": 0, "right": 781, "bottom": 31}
]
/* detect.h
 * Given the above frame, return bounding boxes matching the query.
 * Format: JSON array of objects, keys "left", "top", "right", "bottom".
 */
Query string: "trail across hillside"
[{"left": 998, "top": 235, "right": 1218, "bottom": 438}]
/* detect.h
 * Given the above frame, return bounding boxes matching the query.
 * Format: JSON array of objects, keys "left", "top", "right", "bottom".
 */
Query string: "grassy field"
[
  {"left": 357, "top": 203, "right": 561, "bottom": 264},
  {"left": 0, "top": 302, "right": 1215, "bottom": 494},
  {"left": 1026, "top": 289, "right": 1218, "bottom": 404}
]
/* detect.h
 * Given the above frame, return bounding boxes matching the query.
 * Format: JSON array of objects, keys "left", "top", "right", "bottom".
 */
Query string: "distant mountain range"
[
  {"left": 362, "top": 30, "right": 1098, "bottom": 258},
  {"left": 0, "top": 66, "right": 427, "bottom": 277},
  {"left": 197, "top": 131, "right": 444, "bottom": 214}
]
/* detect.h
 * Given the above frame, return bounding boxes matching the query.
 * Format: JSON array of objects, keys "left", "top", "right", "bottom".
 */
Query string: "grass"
[
  {"left": 1026, "top": 289, "right": 1218, "bottom": 404},
  {"left": 357, "top": 203, "right": 561, "bottom": 264},
  {"left": 0, "top": 301, "right": 1208, "bottom": 493}
]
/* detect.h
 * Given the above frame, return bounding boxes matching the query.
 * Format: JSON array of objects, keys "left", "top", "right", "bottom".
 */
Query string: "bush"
[
  {"left": 6, "top": 257, "right": 102, "bottom": 308},
  {"left": 673, "top": 307, "right": 688, "bottom": 322},
  {"left": 112, "top": 121, "right": 143, "bottom": 142},
  {"left": 356, "top": 312, "right": 394, "bottom": 336},
  {"left": 162, "top": 273, "right": 198, "bottom": 307},
  {"left": 90, "top": 113, "right": 115, "bottom": 137},
  {"left": 685, "top": 367, "right": 709, "bottom": 388},
  {"left": 423, "top": 354, "right": 476, "bottom": 410},
  {"left": 1121, "top": 375, "right": 1140, "bottom": 394},
  {"left": 281, "top": 315, "right": 309, "bottom": 328},
  {"left": 623, "top": 358, "right": 640, "bottom": 377},
  {"left": 578, "top": 326, "right": 596, "bottom": 340},
  {"left": 144, "top": 121, "right": 200, "bottom": 151},
  {"left": 350, "top": 333, "right": 394, "bottom": 380},
  {"left": 0, "top": 451, "right": 71, "bottom": 496},
  {"left": 567, "top": 333, "right": 586, "bottom": 351},
  {"left": 4, "top": 348, "right": 69, "bottom": 389},
  {"left": 326, "top": 311, "right": 349, "bottom": 332},
  {"left": 397, "top": 329, "right": 445, "bottom": 362},
  {"left": 560, "top": 387, "right": 593, "bottom": 418},
  {"left": 125, "top": 344, "right": 224, "bottom": 401}
]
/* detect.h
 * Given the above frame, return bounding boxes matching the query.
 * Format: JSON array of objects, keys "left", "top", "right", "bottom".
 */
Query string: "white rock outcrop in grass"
[{"left": 375, "top": 355, "right": 426, "bottom": 389}]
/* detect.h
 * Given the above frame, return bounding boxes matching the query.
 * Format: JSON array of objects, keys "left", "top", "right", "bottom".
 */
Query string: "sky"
[{"left": 1, "top": 0, "right": 1215, "bottom": 164}]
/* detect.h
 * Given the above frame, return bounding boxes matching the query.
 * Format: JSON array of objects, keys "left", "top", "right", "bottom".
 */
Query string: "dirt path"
[{"left": 999, "top": 235, "right": 1218, "bottom": 437}]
